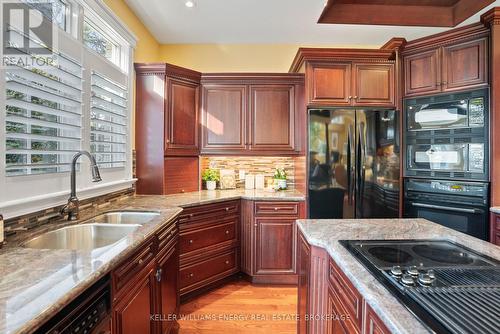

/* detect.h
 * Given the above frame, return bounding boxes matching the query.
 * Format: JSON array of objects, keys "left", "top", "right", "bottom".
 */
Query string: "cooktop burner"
[{"left": 340, "top": 239, "right": 500, "bottom": 334}]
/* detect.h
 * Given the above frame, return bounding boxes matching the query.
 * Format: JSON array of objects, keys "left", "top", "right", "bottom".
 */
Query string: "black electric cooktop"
[{"left": 340, "top": 240, "right": 500, "bottom": 334}]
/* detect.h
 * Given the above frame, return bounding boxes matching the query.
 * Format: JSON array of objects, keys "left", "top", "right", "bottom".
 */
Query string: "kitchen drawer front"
[
  {"left": 180, "top": 249, "right": 238, "bottom": 292},
  {"left": 328, "top": 258, "right": 363, "bottom": 331},
  {"left": 113, "top": 239, "right": 155, "bottom": 293},
  {"left": 328, "top": 283, "right": 360, "bottom": 334},
  {"left": 364, "top": 302, "right": 391, "bottom": 334},
  {"left": 157, "top": 220, "right": 178, "bottom": 251},
  {"left": 254, "top": 201, "right": 299, "bottom": 217},
  {"left": 179, "top": 200, "right": 240, "bottom": 224},
  {"left": 180, "top": 218, "right": 237, "bottom": 255},
  {"left": 495, "top": 215, "right": 500, "bottom": 231}
]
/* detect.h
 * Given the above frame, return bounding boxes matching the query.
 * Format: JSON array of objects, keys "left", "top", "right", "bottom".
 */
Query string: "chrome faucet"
[{"left": 61, "top": 151, "right": 102, "bottom": 221}]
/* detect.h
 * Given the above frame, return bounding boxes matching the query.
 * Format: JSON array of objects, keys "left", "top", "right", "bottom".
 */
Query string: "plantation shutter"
[{"left": 90, "top": 72, "right": 127, "bottom": 168}]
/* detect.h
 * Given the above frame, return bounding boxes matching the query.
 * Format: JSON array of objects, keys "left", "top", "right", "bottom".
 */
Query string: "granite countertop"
[
  {"left": 490, "top": 207, "right": 500, "bottom": 214},
  {"left": 0, "top": 189, "right": 305, "bottom": 334},
  {"left": 296, "top": 218, "right": 500, "bottom": 334}
]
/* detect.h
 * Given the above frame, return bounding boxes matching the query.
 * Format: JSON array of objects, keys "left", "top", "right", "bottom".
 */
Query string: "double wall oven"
[{"left": 403, "top": 89, "right": 490, "bottom": 240}]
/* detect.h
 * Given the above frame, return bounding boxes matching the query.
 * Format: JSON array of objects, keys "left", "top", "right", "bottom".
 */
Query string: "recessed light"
[{"left": 185, "top": 0, "right": 195, "bottom": 8}]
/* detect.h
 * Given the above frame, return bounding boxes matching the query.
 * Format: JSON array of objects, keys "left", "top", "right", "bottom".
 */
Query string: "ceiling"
[{"left": 124, "top": 0, "right": 500, "bottom": 45}]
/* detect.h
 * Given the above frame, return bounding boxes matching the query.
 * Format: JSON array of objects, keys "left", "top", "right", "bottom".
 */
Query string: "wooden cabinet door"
[
  {"left": 352, "top": 64, "right": 395, "bottom": 107},
  {"left": 254, "top": 217, "right": 296, "bottom": 275},
  {"left": 404, "top": 49, "right": 441, "bottom": 96},
  {"left": 165, "top": 78, "right": 199, "bottom": 155},
  {"left": 327, "top": 286, "right": 348, "bottom": 334},
  {"left": 249, "top": 85, "right": 295, "bottom": 152},
  {"left": 306, "top": 62, "right": 351, "bottom": 106},
  {"left": 201, "top": 85, "right": 247, "bottom": 152},
  {"left": 297, "top": 233, "right": 310, "bottom": 334},
  {"left": 113, "top": 265, "right": 156, "bottom": 334},
  {"left": 364, "top": 303, "right": 391, "bottom": 334},
  {"left": 442, "top": 38, "right": 488, "bottom": 92},
  {"left": 164, "top": 157, "right": 199, "bottom": 194},
  {"left": 158, "top": 245, "right": 179, "bottom": 334}
]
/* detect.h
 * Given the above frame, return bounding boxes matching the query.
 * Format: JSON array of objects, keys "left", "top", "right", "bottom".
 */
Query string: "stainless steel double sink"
[{"left": 23, "top": 211, "right": 160, "bottom": 250}]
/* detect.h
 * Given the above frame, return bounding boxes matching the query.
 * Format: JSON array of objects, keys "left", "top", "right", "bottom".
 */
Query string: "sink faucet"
[{"left": 61, "top": 151, "right": 102, "bottom": 221}]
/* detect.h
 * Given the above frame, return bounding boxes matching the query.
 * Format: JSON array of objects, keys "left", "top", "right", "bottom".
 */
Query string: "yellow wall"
[
  {"left": 159, "top": 44, "right": 378, "bottom": 73},
  {"left": 103, "top": 0, "right": 160, "bottom": 62}
]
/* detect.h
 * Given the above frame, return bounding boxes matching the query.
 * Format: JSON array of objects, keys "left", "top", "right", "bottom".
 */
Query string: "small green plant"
[
  {"left": 273, "top": 168, "right": 287, "bottom": 180},
  {"left": 202, "top": 168, "right": 220, "bottom": 182}
]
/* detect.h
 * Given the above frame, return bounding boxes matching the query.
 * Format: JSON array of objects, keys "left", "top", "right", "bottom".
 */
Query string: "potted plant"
[
  {"left": 273, "top": 168, "right": 287, "bottom": 190},
  {"left": 202, "top": 168, "right": 219, "bottom": 190}
]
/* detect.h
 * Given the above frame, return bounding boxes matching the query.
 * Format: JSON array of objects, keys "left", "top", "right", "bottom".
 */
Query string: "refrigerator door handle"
[{"left": 347, "top": 127, "right": 352, "bottom": 204}]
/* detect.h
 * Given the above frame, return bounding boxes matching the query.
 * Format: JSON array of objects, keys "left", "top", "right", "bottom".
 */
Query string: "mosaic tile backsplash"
[{"left": 200, "top": 156, "right": 296, "bottom": 189}]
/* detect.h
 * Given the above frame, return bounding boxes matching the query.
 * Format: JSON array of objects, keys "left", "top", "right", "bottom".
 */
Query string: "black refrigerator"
[{"left": 308, "top": 109, "right": 400, "bottom": 219}]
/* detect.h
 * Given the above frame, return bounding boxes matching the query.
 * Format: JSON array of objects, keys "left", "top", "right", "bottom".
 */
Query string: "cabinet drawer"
[
  {"left": 328, "top": 258, "right": 363, "bottom": 331},
  {"left": 495, "top": 215, "right": 500, "bottom": 231},
  {"left": 157, "top": 220, "right": 178, "bottom": 252},
  {"left": 180, "top": 219, "right": 237, "bottom": 255},
  {"left": 364, "top": 302, "right": 391, "bottom": 334},
  {"left": 113, "top": 239, "right": 155, "bottom": 293},
  {"left": 180, "top": 249, "right": 238, "bottom": 290},
  {"left": 329, "top": 285, "right": 360, "bottom": 334},
  {"left": 255, "top": 201, "right": 299, "bottom": 216},
  {"left": 179, "top": 201, "right": 240, "bottom": 224}
]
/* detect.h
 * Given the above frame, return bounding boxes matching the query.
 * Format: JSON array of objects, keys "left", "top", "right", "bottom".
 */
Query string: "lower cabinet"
[
  {"left": 242, "top": 200, "right": 305, "bottom": 284},
  {"left": 178, "top": 200, "right": 241, "bottom": 300},
  {"left": 112, "top": 219, "right": 179, "bottom": 334},
  {"left": 491, "top": 213, "right": 500, "bottom": 245},
  {"left": 297, "top": 231, "right": 392, "bottom": 334}
]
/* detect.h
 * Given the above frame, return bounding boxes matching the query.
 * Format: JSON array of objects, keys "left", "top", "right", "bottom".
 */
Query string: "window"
[
  {"left": 90, "top": 72, "right": 127, "bottom": 169},
  {"left": 83, "top": 19, "right": 122, "bottom": 68},
  {"left": 0, "top": 0, "right": 136, "bottom": 218},
  {"left": 23, "top": 0, "right": 69, "bottom": 31}
]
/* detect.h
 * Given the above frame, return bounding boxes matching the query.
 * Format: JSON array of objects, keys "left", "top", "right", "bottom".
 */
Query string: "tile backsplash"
[{"left": 200, "top": 156, "right": 296, "bottom": 189}]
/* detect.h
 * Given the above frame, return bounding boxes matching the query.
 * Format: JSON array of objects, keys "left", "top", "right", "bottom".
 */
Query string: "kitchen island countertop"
[{"left": 297, "top": 218, "right": 500, "bottom": 334}]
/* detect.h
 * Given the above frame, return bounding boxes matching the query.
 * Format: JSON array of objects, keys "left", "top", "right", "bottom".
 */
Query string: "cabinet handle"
[
  {"left": 225, "top": 230, "right": 230, "bottom": 234},
  {"left": 170, "top": 230, "right": 175, "bottom": 236},
  {"left": 138, "top": 258, "right": 143, "bottom": 265},
  {"left": 155, "top": 268, "right": 162, "bottom": 282}
]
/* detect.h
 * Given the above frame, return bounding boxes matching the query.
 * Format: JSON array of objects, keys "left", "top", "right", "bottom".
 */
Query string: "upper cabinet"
[
  {"left": 404, "top": 37, "right": 488, "bottom": 97},
  {"left": 306, "top": 61, "right": 395, "bottom": 107},
  {"left": 201, "top": 74, "right": 304, "bottom": 155}
]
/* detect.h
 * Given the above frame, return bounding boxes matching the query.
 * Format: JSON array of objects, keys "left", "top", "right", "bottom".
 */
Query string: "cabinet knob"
[
  {"left": 274, "top": 207, "right": 278, "bottom": 211},
  {"left": 225, "top": 230, "right": 230, "bottom": 235},
  {"left": 348, "top": 96, "right": 352, "bottom": 99},
  {"left": 189, "top": 213, "right": 194, "bottom": 218},
  {"left": 170, "top": 230, "right": 175, "bottom": 236},
  {"left": 189, "top": 273, "right": 194, "bottom": 277},
  {"left": 189, "top": 239, "right": 193, "bottom": 244},
  {"left": 225, "top": 260, "right": 229, "bottom": 264},
  {"left": 254, "top": 223, "right": 258, "bottom": 227},
  {"left": 138, "top": 258, "right": 143, "bottom": 265},
  {"left": 166, "top": 139, "right": 170, "bottom": 144},
  {"left": 181, "top": 189, "right": 185, "bottom": 193},
  {"left": 354, "top": 96, "right": 358, "bottom": 99},
  {"left": 442, "top": 81, "right": 447, "bottom": 85},
  {"left": 225, "top": 207, "right": 230, "bottom": 211}
]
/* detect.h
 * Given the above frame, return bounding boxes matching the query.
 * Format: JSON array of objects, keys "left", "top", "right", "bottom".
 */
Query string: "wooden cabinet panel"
[
  {"left": 157, "top": 244, "right": 179, "bottom": 334},
  {"left": 249, "top": 85, "right": 295, "bottom": 151},
  {"left": 327, "top": 286, "right": 349, "bottom": 334},
  {"left": 165, "top": 79, "right": 199, "bottom": 155},
  {"left": 180, "top": 249, "right": 238, "bottom": 293},
  {"left": 255, "top": 201, "right": 300, "bottom": 216},
  {"left": 364, "top": 303, "right": 391, "bottom": 334},
  {"left": 163, "top": 157, "right": 199, "bottom": 195},
  {"left": 328, "top": 258, "right": 363, "bottom": 332},
  {"left": 113, "top": 239, "right": 155, "bottom": 293},
  {"left": 255, "top": 218, "right": 296, "bottom": 274},
  {"left": 307, "top": 62, "right": 351, "bottom": 105},
  {"left": 442, "top": 38, "right": 487, "bottom": 92},
  {"left": 180, "top": 218, "right": 237, "bottom": 255},
  {"left": 404, "top": 49, "right": 441, "bottom": 96},
  {"left": 353, "top": 64, "right": 394, "bottom": 106},
  {"left": 201, "top": 85, "right": 247, "bottom": 151},
  {"left": 113, "top": 264, "right": 156, "bottom": 334},
  {"left": 297, "top": 232, "right": 311, "bottom": 334},
  {"left": 179, "top": 200, "right": 240, "bottom": 224}
]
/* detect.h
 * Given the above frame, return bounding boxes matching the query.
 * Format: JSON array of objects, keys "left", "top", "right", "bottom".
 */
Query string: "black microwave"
[{"left": 404, "top": 89, "right": 489, "bottom": 181}]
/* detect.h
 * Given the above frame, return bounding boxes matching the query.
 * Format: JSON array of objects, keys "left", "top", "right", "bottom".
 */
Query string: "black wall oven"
[
  {"left": 404, "top": 179, "right": 489, "bottom": 240},
  {"left": 404, "top": 89, "right": 489, "bottom": 181}
]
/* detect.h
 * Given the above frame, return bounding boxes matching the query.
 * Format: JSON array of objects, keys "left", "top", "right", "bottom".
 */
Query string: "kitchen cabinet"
[
  {"left": 297, "top": 231, "right": 391, "bottom": 334},
  {"left": 112, "top": 219, "right": 179, "bottom": 334},
  {"left": 404, "top": 38, "right": 488, "bottom": 97},
  {"left": 241, "top": 200, "right": 305, "bottom": 284},
  {"left": 306, "top": 61, "right": 395, "bottom": 107},
  {"left": 135, "top": 63, "right": 201, "bottom": 195},
  {"left": 200, "top": 74, "right": 304, "bottom": 155},
  {"left": 178, "top": 200, "right": 240, "bottom": 300},
  {"left": 491, "top": 213, "right": 500, "bottom": 246}
]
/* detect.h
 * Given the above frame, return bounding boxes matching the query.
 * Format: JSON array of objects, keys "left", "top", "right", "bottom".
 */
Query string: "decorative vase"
[
  {"left": 274, "top": 179, "right": 287, "bottom": 190},
  {"left": 206, "top": 180, "right": 216, "bottom": 190}
]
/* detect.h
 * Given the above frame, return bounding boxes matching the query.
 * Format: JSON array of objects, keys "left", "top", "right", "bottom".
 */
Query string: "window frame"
[{"left": 0, "top": 0, "right": 137, "bottom": 219}]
